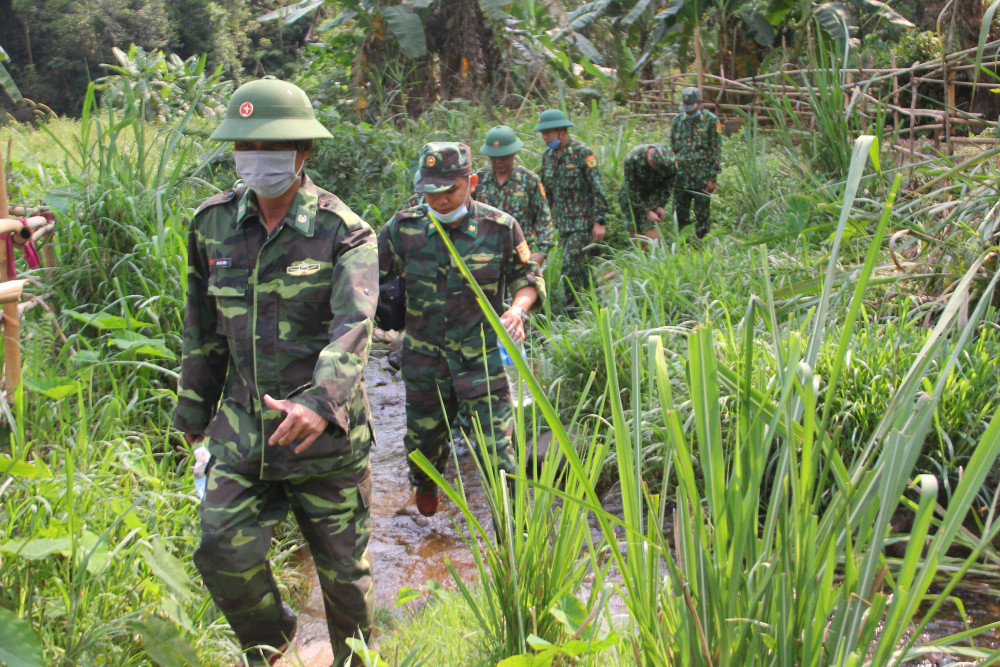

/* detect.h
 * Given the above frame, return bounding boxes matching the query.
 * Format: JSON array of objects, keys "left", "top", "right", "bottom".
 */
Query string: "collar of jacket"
[
  {"left": 425, "top": 201, "right": 480, "bottom": 239},
  {"left": 233, "top": 174, "right": 319, "bottom": 237}
]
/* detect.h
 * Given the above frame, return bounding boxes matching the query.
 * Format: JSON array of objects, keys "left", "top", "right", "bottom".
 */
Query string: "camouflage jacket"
[
  {"left": 378, "top": 200, "right": 546, "bottom": 358},
  {"left": 475, "top": 164, "right": 555, "bottom": 256},
  {"left": 173, "top": 176, "right": 378, "bottom": 480},
  {"left": 618, "top": 143, "right": 676, "bottom": 231},
  {"left": 539, "top": 137, "right": 608, "bottom": 234},
  {"left": 670, "top": 109, "right": 722, "bottom": 190}
]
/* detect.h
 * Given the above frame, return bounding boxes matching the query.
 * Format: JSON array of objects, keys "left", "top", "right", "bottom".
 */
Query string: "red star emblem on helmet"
[
  {"left": 493, "top": 140, "right": 500, "bottom": 147},
  {"left": 239, "top": 102, "right": 254, "bottom": 117},
  {"left": 426, "top": 156, "right": 436, "bottom": 167}
]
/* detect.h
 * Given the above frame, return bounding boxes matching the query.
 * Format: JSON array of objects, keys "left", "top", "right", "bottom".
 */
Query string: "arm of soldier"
[
  {"left": 378, "top": 218, "right": 403, "bottom": 280},
  {"left": 173, "top": 224, "right": 230, "bottom": 439},
  {"left": 504, "top": 220, "right": 546, "bottom": 342},
  {"left": 706, "top": 116, "right": 722, "bottom": 193},
  {"left": 278, "top": 223, "right": 379, "bottom": 453},
  {"left": 528, "top": 177, "right": 555, "bottom": 261},
  {"left": 584, "top": 151, "right": 609, "bottom": 242},
  {"left": 500, "top": 286, "right": 538, "bottom": 344}
]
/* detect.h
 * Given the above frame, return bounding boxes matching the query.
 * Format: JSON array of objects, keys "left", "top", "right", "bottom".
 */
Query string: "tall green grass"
[{"left": 435, "top": 136, "right": 1000, "bottom": 665}]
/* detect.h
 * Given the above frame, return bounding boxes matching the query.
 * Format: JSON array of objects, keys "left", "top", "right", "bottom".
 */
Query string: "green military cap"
[
  {"left": 211, "top": 76, "right": 333, "bottom": 141},
  {"left": 480, "top": 125, "right": 523, "bottom": 157},
  {"left": 415, "top": 142, "right": 472, "bottom": 193},
  {"left": 532, "top": 109, "right": 574, "bottom": 131},
  {"left": 680, "top": 87, "right": 703, "bottom": 114}
]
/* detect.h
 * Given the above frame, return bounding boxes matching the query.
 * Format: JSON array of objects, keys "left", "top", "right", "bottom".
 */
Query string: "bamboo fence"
[{"left": 630, "top": 40, "right": 1000, "bottom": 157}]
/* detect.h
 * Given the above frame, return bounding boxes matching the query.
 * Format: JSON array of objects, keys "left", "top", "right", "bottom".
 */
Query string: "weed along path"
[{"left": 274, "top": 345, "right": 491, "bottom": 667}]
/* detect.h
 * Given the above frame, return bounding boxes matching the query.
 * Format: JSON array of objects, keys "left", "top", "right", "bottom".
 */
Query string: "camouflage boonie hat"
[
  {"left": 415, "top": 142, "right": 472, "bottom": 193},
  {"left": 680, "top": 87, "right": 702, "bottom": 114}
]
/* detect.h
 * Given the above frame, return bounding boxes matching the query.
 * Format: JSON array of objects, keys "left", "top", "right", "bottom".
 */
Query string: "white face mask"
[
  {"left": 234, "top": 150, "right": 301, "bottom": 199},
  {"left": 430, "top": 203, "right": 469, "bottom": 224}
]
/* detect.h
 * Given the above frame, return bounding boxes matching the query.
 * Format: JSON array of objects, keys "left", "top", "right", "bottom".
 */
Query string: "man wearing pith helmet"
[
  {"left": 535, "top": 108, "right": 609, "bottom": 295},
  {"left": 671, "top": 86, "right": 722, "bottom": 238},
  {"left": 174, "top": 75, "right": 377, "bottom": 667},
  {"left": 378, "top": 141, "right": 546, "bottom": 519},
  {"left": 475, "top": 125, "right": 554, "bottom": 265}
]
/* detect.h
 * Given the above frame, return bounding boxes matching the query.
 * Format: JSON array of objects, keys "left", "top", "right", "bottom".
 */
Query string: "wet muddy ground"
[{"left": 275, "top": 350, "right": 1000, "bottom": 666}]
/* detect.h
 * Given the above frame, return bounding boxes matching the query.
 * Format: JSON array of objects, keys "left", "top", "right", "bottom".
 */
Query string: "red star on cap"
[{"left": 239, "top": 102, "right": 254, "bottom": 117}]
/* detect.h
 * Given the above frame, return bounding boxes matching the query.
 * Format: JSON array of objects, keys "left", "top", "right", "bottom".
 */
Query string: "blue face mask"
[
  {"left": 430, "top": 203, "right": 468, "bottom": 224},
  {"left": 547, "top": 138, "right": 561, "bottom": 150}
]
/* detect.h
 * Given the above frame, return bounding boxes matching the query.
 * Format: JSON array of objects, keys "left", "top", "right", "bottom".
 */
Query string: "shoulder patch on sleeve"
[
  {"left": 319, "top": 194, "right": 365, "bottom": 231},
  {"left": 516, "top": 240, "right": 531, "bottom": 264},
  {"left": 716, "top": 123, "right": 724, "bottom": 135},
  {"left": 538, "top": 182, "right": 546, "bottom": 198},
  {"left": 195, "top": 187, "right": 240, "bottom": 213},
  {"left": 586, "top": 155, "right": 598, "bottom": 168}
]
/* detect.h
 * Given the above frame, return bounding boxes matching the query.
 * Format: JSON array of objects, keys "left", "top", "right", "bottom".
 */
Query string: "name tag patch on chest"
[
  {"left": 287, "top": 261, "right": 321, "bottom": 276},
  {"left": 209, "top": 257, "right": 232, "bottom": 268}
]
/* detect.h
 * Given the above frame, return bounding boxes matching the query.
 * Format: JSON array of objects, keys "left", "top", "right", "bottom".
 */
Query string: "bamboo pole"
[{"left": 0, "top": 151, "right": 22, "bottom": 393}]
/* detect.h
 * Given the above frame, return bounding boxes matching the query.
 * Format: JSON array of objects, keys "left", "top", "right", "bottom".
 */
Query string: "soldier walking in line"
[
  {"left": 378, "top": 142, "right": 545, "bottom": 518},
  {"left": 671, "top": 87, "right": 723, "bottom": 238},
  {"left": 475, "top": 125, "right": 554, "bottom": 266},
  {"left": 174, "top": 77, "right": 378, "bottom": 667},
  {"left": 535, "top": 109, "right": 609, "bottom": 293},
  {"left": 619, "top": 143, "right": 676, "bottom": 242}
]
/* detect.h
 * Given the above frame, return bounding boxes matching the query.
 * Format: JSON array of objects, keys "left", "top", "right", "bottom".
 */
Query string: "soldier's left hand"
[
  {"left": 500, "top": 309, "right": 526, "bottom": 344},
  {"left": 592, "top": 223, "right": 606, "bottom": 243},
  {"left": 706, "top": 180, "right": 717, "bottom": 194},
  {"left": 263, "top": 394, "right": 329, "bottom": 454}
]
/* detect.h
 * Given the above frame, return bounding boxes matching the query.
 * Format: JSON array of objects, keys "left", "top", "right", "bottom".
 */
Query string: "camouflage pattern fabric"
[
  {"left": 671, "top": 110, "right": 722, "bottom": 237},
  {"left": 618, "top": 143, "right": 676, "bottom": 233},
  {"left": 174, "top": 175, "right": 378, "bottom": 480},
  {"left": 174, "top": 175, "right": 377, "bottom": 664},
  {"left": 378, "top": 199, "right": 546, "bottom": 487},
  {"left": 539, "top": 137, "right": 608, "bottom": 287},
  {"left": 195, "top": 457, "right": 372, "bottom": 667},
  {"left": 671, "top": 109, "right": 722, "bottom": 190},
  {"left": 475, "top": 164, "right": 555, "bottom": 256}
]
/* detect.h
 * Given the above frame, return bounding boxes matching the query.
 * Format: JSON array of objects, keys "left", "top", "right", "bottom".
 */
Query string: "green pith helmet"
[
  {"left": 211, "top": 76, "right": 333, "bottom": 141},
  {"left": 533, "top": 109, "right": 574, "bottom": 132},
  {"left": 480, "top": 126, "right": 523, "bottom": 157}
]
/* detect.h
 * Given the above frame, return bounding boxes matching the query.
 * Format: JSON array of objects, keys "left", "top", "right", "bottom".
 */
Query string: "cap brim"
[
  {"left": 210, "top": 118, "right": 333, "bottom": 141},
  {"left": 416, "top": 175, "right": 461, "bottom": 193}
]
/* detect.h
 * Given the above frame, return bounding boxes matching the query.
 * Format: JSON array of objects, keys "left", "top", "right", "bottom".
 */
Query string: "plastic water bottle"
[
  {"left": 500, "top": 341, "right": 533, "bottom": 408},
  {"left": 192, "top": 446, "right": 211, "bottom": 500}
]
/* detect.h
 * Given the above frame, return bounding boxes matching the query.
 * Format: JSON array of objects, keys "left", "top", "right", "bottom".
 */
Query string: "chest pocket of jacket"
[
  {"left": 466, "top": 253, "right": 502, "bottom": 299},
  {"left": 207, "top": 268, "right": 249, "bottom": 339},
  {"left": 275, "top": 267, "right": 333, "bottom": 341}
]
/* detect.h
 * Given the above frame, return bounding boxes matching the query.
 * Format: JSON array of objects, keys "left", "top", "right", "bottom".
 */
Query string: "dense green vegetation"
[{"left": 4, "top": 1, "right": 1000, "bottom": 664}]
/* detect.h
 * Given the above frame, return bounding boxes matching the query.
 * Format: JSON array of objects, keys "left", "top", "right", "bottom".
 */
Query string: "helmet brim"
[
  {"left": 480, "top": 137, "right": 523, "bottom": 157},
  {"left": 210, "top": 117, "right": 333, "bottom": 141},
  {"left": 532, "top": 120, "right": 574, "bottom": 132}
]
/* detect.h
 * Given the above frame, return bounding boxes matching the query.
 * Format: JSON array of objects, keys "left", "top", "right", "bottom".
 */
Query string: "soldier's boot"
[
  {"left": 415, "top": 482, "right": 439, "bottom": 517},
  {"left": 238, "top": 602, "right": 297, "bottom": 666}
]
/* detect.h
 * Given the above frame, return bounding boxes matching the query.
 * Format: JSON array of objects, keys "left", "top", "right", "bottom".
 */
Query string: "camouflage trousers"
[
  {"left": 401, "top": 344, "right": 516, "bottom": 488},
  {"left": 557, "top": 229, "right": 596, "bottom": 298},
  {"left": 673, "top": 186, "right": 711, "bottom": 238},
  {"left": 194, "top": 456, "right": 373, "bottom": 666}
]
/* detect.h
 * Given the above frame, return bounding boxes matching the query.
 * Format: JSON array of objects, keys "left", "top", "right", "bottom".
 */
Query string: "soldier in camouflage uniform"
[
  {"left": 378, "top": 142, "right": 545, "bottom": 517},
  {"left": 619, "top": 143, "right": 676, "bottom": 241},
  {"left": 475, "top": 125, "right": 555, "bottom": 264},
  {"left": 535, "top": 109, "right": 609, "bottom": 292},
  {"left": 173, "top": 77, "right": 377, "bottom": 667},
  {"left": 671, "top": 87, "right": 722, "bottom": 238}
]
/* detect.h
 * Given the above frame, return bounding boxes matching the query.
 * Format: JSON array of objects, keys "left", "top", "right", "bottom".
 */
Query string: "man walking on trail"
[
  {"left": 535, "top": 109, "right": 609, "bottom": 292},
  {"left": 619, "top": 143, "right": 676, "bottom": 242},
  {"left": 378, "top": 141, "right": 545, "bottom": 518},
  {"left": 671, "top": 87, "right": 722, "bottom": 238},
  {"left": 174, "top": 76, "right": 377, "bottom": 667},
  {"left": 475, "top": 125, "right": 555, "bottom": 265}
]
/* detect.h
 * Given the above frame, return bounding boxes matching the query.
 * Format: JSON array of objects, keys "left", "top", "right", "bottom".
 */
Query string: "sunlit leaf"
[
  {"left": 380, "top": 5, "right": 428, "bottom": 58},
  {"left": 23, "top": 376, "right": 84, "bottom": 399},
  {"left": 139, "top": 614, "right": 200, "bottom": 667},
  {"left": 142, "top": 539, "right": 194, "bottom": 603},
  {"left": 63, "top": 309, "right": 153, "bottom": 331},
  {"left": 256, "top": 0, "right": 325, "bottom": 24},
  {"left": 0, "top": 454, "right": 51, "bottom": 479},
  {"left": 0, "top": 606, "right": 44, "bottom": 667}
]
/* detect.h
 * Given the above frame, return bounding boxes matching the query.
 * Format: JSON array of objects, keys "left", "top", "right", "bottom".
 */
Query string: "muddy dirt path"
[{"left": 275, "top": 349, "right": 491, "bottom": 667}]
